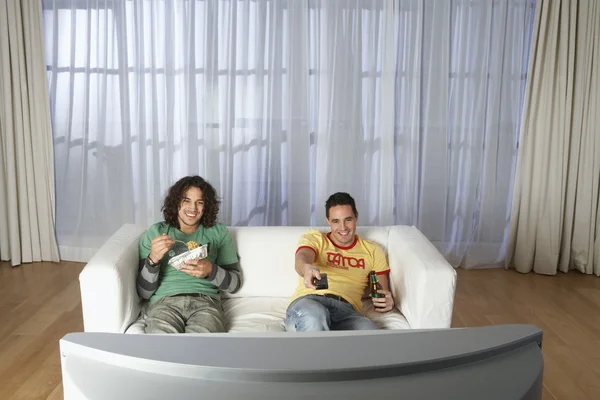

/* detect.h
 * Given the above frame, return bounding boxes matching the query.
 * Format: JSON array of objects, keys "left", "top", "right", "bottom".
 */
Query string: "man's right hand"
[
  {"left": 302, "top": 264, "right": 321, "bottom": 289},
  {"left": 148, "top": 233, "right": 175, "bottom": 265}
]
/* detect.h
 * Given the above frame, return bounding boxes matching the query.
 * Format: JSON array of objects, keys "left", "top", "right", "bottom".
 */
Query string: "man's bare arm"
[
  {"left": 295, "top": 248, "right": 320, "bottom": 289},
  {"left": 295, "top": 248, "right": 316, "bottom": 275},
  {"left": 378, "top": 274, "right": 391, "bottom": 292}
]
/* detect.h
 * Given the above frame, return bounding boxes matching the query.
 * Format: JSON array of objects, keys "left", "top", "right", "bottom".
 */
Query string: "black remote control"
[{"left": 313, "top": 273, "right": 328, "bottom": 290}]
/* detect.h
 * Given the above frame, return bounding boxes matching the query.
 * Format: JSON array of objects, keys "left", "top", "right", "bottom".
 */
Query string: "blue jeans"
[{"left": 285, "top": 295, "right": 379, "bottom": 332}]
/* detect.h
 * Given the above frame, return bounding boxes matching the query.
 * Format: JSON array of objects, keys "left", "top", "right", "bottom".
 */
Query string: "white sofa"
[{"left": 79, "top": 224, "right": 457, "bottom": 333}]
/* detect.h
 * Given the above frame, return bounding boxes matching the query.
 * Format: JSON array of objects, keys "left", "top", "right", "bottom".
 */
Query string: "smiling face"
[
  {"left": 326, "top": 205, "right": 357, "bottom": 247},
  {"left": 177, "top": 186, "right": 204, "bottom": 234}
]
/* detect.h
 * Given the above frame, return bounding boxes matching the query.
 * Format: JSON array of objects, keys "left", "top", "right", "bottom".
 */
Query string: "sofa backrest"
[{"left": 226, "top": 226, "right": 391, "bottom": 298}]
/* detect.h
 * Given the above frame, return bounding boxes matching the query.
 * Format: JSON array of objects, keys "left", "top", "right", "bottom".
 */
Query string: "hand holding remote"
[
  {"left": 312, "top": 274, "right": 328, "bottom": 290},
  {"left": 302, "top": 264, "right": 321, "bottom": 289}
]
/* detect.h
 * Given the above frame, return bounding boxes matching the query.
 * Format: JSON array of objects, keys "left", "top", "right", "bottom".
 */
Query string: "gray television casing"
[{"left": 59, "top": 324, "right": 543, "bottom": 400}]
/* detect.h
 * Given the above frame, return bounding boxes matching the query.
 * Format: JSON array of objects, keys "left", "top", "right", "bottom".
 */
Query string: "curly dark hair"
[
  {"left": 325, "top": 192, "right": 358, "bottom": 218},
  {"left": 162, "top": 176, "right": 220, "bottom": 229}
]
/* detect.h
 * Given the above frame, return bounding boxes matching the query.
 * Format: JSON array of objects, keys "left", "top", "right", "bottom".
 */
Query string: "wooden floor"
[{"left": 0, "top": 262, "right": 599, "bottom": 399}]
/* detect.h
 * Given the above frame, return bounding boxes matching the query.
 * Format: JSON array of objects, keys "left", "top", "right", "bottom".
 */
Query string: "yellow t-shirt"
[{"left": 289, "top": 230, "right": 390, "bottom": 312}]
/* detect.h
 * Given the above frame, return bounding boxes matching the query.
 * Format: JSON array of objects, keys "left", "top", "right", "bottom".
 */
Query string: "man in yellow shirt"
[{"left": 286, "top": 192, "right": 394, "bottom": 331}]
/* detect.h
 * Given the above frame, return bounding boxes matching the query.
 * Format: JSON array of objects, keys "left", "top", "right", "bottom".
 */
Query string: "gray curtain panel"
[
  {"left": 0, "top": 0, "right": 60, "bottom": 266},
  {"left": 507, "top": 0, "right": 600, "bottom": 275}
]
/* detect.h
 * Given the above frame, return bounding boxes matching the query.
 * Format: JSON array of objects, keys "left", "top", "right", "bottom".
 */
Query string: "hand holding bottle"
[{"left": 369, "top": 271, "right": 394, "bottom": 312}]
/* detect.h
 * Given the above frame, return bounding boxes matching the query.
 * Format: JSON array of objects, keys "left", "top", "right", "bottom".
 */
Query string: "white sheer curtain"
[{"left": 42, "top": 0, "right": 534, "bottom": 266}]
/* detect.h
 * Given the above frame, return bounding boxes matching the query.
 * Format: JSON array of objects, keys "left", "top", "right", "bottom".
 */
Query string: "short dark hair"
[
  {"left": 325, "top": 192, "right": 358, "bottom": 219},
  {"left": 162, "top": 176, "right": 220, "bottom": 229}
]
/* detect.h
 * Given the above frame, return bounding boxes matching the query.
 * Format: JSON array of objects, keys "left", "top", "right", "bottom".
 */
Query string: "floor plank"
[
  {"left": 454, "top": 268, "right": 600, "bottom": 400},
  {"left": 0, "top": 262, "right": 85, "bottom": 400},
  {"left": 1, "top": 262, "right": 599, "bottom": 399}
]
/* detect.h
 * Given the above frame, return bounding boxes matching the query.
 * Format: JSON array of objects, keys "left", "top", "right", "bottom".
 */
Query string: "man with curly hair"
[{"left": 136, "top": 175, "right": 242, "bottom": 333}]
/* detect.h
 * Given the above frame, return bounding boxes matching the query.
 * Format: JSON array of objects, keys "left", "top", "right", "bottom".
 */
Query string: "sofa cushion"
[
  {"left": 225, "top": 227, "right": 315, "bottom": 298},
  {"left": 224, "top": 297, "right": 289, "bottom": 332},
  {"left": 125, "top": 297, "right": 410, "bottom": 333},
  {"left": 362, "top": 301, "right": 411, "bottom": 330}
]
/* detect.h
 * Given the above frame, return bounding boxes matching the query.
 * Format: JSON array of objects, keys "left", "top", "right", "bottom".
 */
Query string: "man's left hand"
[
  {"left": 180, "top": 258, "right": 213, "bottom": 279},
  {"left": 372, "top": 289, "right": 394, "bottom": 313}
]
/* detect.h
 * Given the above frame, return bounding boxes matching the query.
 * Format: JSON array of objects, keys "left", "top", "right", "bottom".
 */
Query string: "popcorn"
[{"left": 186, "top": 241, "right": 200, "bottom": 250}]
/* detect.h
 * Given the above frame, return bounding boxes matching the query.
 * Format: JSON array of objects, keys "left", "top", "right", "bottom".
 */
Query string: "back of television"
[{"left": 59, "top": 325, "right": 543, "bottom": 400}]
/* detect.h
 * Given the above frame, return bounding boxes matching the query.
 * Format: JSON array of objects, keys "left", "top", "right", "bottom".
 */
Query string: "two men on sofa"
[{"left": 137, "top": 175, "right": 394, "bottom": 334}]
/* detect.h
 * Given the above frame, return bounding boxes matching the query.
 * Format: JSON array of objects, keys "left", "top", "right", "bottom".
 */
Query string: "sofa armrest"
[
  {"left": 387, "top": 226, "right": 457, "bottom": 329},
  {"left": 79, "top": 223, "right": 146, "bottom": 333}
]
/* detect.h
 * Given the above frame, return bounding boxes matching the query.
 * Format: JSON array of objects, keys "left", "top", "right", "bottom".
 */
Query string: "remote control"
[{"left": 313, "top": 273, "right": 328, "bottom": 290}]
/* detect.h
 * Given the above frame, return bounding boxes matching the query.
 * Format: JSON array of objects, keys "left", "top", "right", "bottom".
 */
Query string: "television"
[{"left": 60, "top": 324, "right": 543, "bottom": 399}]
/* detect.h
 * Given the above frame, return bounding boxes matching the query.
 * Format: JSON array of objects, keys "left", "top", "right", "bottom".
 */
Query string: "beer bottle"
[{"left": 369, "top": 271, "right": 384, "bottom": 298}]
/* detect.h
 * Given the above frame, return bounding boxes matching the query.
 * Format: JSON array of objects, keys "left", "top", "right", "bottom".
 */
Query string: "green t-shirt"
[{"left": 139, "top": 221, "right": 239, "bottom": 304}]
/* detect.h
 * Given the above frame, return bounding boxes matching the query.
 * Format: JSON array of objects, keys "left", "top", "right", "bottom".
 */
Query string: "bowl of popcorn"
[{"left": 168, "top": 241, "right": 208, "bottom": 270}]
